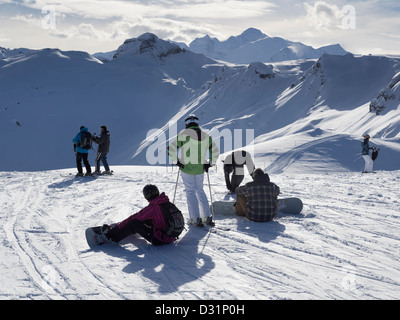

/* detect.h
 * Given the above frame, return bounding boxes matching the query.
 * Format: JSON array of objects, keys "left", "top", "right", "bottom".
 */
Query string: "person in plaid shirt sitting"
[{"left": 235, "top": 168, "right": 280, "bottom": 222}]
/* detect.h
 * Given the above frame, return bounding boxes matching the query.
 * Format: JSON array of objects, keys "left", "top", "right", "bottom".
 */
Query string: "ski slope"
[{"left": 1, "top": 166, "right": 400, "bottom": 300}]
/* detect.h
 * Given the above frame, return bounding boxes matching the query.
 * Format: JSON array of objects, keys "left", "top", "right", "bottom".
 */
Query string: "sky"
[{"left": 0, "top": 0, "right": 400, "bottom": 55}]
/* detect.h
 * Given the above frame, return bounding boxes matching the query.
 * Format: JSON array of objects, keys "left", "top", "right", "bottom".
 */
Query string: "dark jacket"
[
  {"left": 361, "top": 139, "right": 371, "bottom": 155},
  {"left": 235, "top": 174, "right": 280, "bottom": 222},
  {"left": 93, "top": 130, "right": 110, "bottom": 153}
]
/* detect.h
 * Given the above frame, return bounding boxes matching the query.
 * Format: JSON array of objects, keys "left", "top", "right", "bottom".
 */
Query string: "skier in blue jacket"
[{"left": 73, "top": 126, "right": 92, "bottom": 176}]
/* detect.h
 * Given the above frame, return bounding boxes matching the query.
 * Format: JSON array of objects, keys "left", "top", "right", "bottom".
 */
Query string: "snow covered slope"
[
  {"left": 0, "top": 34, "right": 217, "bottom": 171},
  {"left": 1, "top": 32, "right": 400, "bottom": 173},
  {"left": 134, "top": 53, "right": 400, "bottom": 173},
  {"left": 1, "top": 166, "right": 400, "bottom": 299},
  {"left": 187, "top": 28, "right": 349, "bottom": 63}
]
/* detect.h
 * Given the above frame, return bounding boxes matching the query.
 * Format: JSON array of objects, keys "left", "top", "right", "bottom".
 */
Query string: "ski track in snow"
[{"left": 1, "top": 166, "right": 400, "bottom": 300}]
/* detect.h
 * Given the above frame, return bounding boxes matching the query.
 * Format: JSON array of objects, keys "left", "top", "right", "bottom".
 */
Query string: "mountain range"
[
  {"left": 183, "top": 27, "right": 349, "bottom": 63},
  {"left": 94, "top": 28, "right": 349, "bottom": 64},
  {"left": 1, "top": 30, "right": 399, "bottom": 172}
]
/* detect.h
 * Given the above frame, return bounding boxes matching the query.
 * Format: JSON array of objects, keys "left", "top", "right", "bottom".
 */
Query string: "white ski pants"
[
  {"left": 181, "top": 171, "right": 211, "bottom": 221},
  {"left": 363, "top": 155, "right": 374, "bottom": 173}
]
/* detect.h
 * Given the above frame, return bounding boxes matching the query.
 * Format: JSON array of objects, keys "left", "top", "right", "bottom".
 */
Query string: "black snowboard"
[{"left": 212, "top": 197, "right": 303, "bottom": 216}]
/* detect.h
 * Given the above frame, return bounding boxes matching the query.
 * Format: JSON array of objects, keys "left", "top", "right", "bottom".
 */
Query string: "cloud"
[
  {"left": 8, "top": 0, "right": 275, "bottom": 21},
  {"left": 1, "top": 0, "right": 400, "bottom": 55},
  {"left": 48, "top": 23, "right": 109, "bottom": 40},
  {"left": 161, "top": 0, "right": 276, "bottom": 20},
  {"left": 107, "top": 18, "right": 219, "bottom": 43},
  {"left": 2, "top": 0, "right": 275, "bottom": 45},
  {"left": 305, "top": 1, "right": 343, "bottom": 30},
  {"left": 0, "top": 33, "right": 10, "bottom": 43}
]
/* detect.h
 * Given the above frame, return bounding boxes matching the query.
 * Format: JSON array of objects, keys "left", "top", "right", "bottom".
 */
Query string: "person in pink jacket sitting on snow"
[{"left": 100, "top": 185, "right": 178, "bottom": 245}]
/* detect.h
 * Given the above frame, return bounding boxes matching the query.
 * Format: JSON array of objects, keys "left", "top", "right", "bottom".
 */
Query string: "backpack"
[
  {"left": 160, "top": 202, "right": 185, "bottom": 238},
  {"left": 372, "top": 148, "right": 379, "bottom": 161},
  {"left": 80, "top": 131, "right": 92, "bottom": 150}
]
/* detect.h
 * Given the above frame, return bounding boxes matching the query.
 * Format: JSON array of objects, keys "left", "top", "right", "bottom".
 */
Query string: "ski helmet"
[
  {"left": 143, "top": 184, "right": 160, "bottom": 201},
  {"left": 184, "top": 114, "right": 199, "bottom": 125},
  {"left": 363, "top": 133, "right": 370, "bottom": 139}
]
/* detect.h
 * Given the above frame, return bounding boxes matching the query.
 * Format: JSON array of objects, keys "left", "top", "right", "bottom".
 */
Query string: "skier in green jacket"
[{"left": 168, "top": 114, "right": 219, "bottom": 227}]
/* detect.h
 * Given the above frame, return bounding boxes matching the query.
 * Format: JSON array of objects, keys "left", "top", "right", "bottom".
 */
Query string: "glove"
[
  {"left": 204, "top": 163, "right": 212, "bottom": 173},
  {"left": 176, "top": 159, "right": 184, "bottom": 169}
]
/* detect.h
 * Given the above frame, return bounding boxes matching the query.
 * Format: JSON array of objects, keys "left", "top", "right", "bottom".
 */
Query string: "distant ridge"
[{"left": 186, "top": 27, "right": 349, "bottom": 63}]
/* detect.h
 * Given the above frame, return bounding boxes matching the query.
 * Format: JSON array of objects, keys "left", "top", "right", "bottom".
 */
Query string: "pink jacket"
[{"left": 116, "top": 192, "right": 176, "bottom": 244}]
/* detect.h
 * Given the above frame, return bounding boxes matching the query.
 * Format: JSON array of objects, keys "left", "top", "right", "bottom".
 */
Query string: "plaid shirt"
[{"left": 236, "top": 175, "right": 280, "bottom": 222}]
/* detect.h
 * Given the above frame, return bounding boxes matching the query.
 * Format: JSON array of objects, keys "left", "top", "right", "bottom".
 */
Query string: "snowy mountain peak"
[
  {"left": 235, "top": 27, "right": 269, "bottom": 42},
  {"left": 317, "top": 44, "right": 348, "bottom": 56},
  {"left": 245, "top": 62, "right": 274, "bottom": 81},
  {"left": 113, "top": 33, "right": 185, "bottom": 60},
  {"left": 0, "top": 46, "right": 7, "bottom": 58}
]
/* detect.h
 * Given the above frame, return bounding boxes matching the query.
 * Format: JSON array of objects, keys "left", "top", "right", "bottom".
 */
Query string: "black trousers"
[
  {"left": 76, "top": 152, "right": 91, "bottom": 174},
  {"left": 108, "top": 219, "right": 164, "bottom": 245},
  {"left": 224, "top": 172, "right": 244, "bottom": 193}
]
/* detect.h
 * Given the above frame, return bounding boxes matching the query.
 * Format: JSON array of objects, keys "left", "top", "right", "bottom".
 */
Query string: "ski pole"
[
  {"left": 207, "top": 170, "right": 215, "bottom": 219},
  {"left": 172, "top": 169, "right": 180, "bottom": 204}
]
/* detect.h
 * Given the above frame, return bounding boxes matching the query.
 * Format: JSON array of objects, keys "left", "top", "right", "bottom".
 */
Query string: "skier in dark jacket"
[
  {"left": 92, "top": 125, "right": 111, "bottom": 175},
  {"left": 235, "top": 169, "right": 280, "bottom": 222},
  {"left": 361, "top": 134, "right": 374, "bottom": 173},
  {"left": 223, "top": 150, "right": 255, "bottom": 193},
  {"left": 72, "top": 126, "right": 92, "bottom": 176}
]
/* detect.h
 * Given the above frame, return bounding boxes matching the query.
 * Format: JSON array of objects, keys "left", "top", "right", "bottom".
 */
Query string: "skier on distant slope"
[
  {"left": 223, "top": 150, "right": 255, "bottom": 193},
  {"left": 72, "top": 126, "right": 92, "bottom": 177},
  {"left": 167, "top": 114, "right": 219, "bottom": 227},
  {"left": 361, "top": 134, "right": 375, "bottom": 173}
]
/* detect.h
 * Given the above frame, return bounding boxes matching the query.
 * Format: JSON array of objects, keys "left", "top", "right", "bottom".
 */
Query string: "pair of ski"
[
  {"left": 63, "top": 170, "right": 114, "bottom": 178},
  {"left": 191, "top": 223, "right": 231, "bottom": 233}
]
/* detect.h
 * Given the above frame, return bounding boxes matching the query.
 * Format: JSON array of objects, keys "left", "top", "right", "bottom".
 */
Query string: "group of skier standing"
[{"left": 72, "top": 125, "right": 111, "bottom": 176}]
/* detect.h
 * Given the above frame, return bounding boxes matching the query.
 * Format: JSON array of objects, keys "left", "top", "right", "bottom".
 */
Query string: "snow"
[{"left": 1, "top": 166, "right": 400, "bottom": 299}]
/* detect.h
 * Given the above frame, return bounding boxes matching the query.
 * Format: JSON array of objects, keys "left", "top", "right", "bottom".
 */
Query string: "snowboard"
[
  {"left": 278, "top": 197, "right": 303, "bottom": 214},
  {"left": 212, "top": 197, "right": 303, "bottom": 216},
  {"left": 85, "top": 226, "right": 113, "bottom": 248}
]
